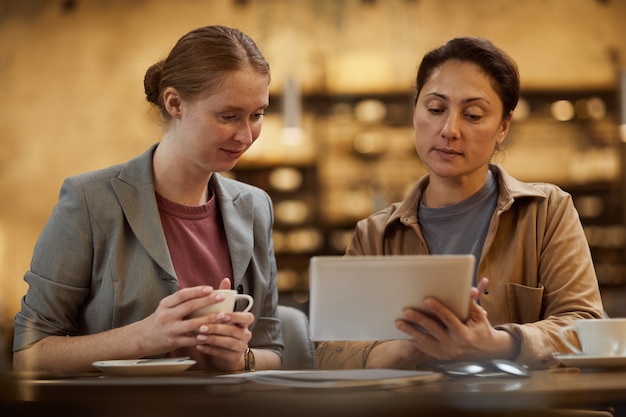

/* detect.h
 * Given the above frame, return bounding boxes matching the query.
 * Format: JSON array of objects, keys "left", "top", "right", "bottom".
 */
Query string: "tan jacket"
[{"left": 316, "top": 165, "right": 604, "bottom": 369}]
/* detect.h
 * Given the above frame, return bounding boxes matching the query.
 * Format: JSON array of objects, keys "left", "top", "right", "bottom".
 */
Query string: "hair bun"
[{"left": 144, "top": 61, "right": 165, "bottom": 104}]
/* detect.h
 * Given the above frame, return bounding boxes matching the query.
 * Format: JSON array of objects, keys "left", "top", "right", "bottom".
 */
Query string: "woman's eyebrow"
[{"left": 424, "top": 92, "right": 491, "bottom": 105}]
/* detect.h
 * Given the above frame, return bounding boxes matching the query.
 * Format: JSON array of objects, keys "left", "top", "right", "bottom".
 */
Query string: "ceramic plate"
[
  {"left": 92, "top": 358, "right": 196, "bottom": 376},
  {"left": 553, "top": 353, "right": 626, "bottom": 369}
]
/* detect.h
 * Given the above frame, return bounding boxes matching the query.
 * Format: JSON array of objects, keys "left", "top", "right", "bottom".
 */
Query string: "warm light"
[
  {"left": 550, "top": 100, "right": 575, "bottom": 121},
  {"left": 274, "top": 200, "right": 310, "bottom": 225},
  {"left": 276, "top": 269, "right": 299, "bottom": 292},
  {"left": 587, "top": 97, "right": 606, "bottom": 119},
  {"left": 268, "top": 167, "right": 303, "bottom": 191},
  {"left": 286, "top": 228, "right": 324, "bottom": 252},
  {"left": 281, "top": 76, "right": 304, "bottom": 147},
  {"left": 353, "top": 131, "right": 385, "bottom": 156},
  {"left": 354, "top": 99, "right": 386, "bottom": 123},
  {"left": 282, "top": 127, "right": 304, "bottom": 146}
]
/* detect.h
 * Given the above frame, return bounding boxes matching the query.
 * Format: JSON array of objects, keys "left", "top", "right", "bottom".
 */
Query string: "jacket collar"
[{"left": 390, "top": 164, "right": 548, "bottom": 229}]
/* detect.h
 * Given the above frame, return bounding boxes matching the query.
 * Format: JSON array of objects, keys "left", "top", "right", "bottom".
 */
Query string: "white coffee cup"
[
  {"left": 558, "top": 318, "right": 626, "bottom": 356},
  {"left": 189, "top": 289, "right": 253, "bottom": 317}
]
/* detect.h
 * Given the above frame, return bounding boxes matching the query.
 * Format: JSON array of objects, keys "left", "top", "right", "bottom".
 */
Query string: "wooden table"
[{"left": 4, "top": 368, "right": 626, "bottom": 417}]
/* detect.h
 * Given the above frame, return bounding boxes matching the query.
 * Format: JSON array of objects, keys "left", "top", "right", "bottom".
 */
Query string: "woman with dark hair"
[
  {"left": 13, "top": 25, "right": 282, "bottom": 374},
  {"left": 316, "top": 37, "right": 604, "bottom": 370}
]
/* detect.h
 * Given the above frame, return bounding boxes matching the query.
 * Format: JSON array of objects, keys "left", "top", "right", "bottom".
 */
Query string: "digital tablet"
[{"left": 308, "top": 255, "right": 475, "bottom": 341}]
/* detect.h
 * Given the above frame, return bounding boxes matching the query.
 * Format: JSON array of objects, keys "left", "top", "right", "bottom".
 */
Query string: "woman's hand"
[
  {"left": 194, "top": 311, "right": 254, "bottom": 371},
  {"left": 138, "top": 278, "right": 250, "bottom": 355},
  {"left": 194, "top": 278, "right": 255, "bottom": 372},
  {"left": 395, "top": 277, "right": 517, "bottom": 361},
  {"left": 137, "top": 285, "right": 232, "bottom": 354}
]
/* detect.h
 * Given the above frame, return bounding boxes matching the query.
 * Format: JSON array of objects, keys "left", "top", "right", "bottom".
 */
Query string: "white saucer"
[
  {"left": 553, "top": 353, "right": 626, "bottom": 369},
  {"left": 92, "top": 358, "right": 196, "bottom": 376}
]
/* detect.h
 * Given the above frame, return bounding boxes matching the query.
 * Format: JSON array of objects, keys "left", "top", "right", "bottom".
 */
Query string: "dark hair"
[
  {"left": 144, "top": 25, "right": 270, "bottom": 119},
  {"left": 415, "top": 37, "right": 519, "bottom": 120}
]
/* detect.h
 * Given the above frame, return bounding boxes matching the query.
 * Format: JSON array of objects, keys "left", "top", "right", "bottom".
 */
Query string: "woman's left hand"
[
  {"left": 194, "top": 278, "right": 255, "bottom": 372},
  {"left": 395, "top": 278, "right": 516, "bottom": 361}
]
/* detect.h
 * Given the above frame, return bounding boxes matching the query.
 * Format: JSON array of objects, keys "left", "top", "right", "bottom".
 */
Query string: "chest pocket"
[{"left": 505, "top": 283, "right": 544, "bottom": 323}]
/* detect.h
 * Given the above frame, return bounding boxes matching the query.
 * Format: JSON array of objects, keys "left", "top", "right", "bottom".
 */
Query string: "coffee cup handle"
[
  {"left": 236, "top": 294, "right": 254, "bottom": 313},
  {"left": 559, "top": 325, "right": 582, "bottom": 354}
]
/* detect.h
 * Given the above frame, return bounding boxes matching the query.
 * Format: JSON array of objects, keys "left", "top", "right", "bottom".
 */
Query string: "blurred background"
[{"left": 1, "top": 0, "right": 626, "bottom": 355}]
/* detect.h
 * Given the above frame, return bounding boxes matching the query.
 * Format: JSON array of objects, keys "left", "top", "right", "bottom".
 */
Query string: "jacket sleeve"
[
  {"left": 13, "top": 177, "right": 94, "bottom": 351},
  {"left": 492, "top": 188, "right": 604, "bottom": 368},
  {"left": 316, "top": 341, "right": 384, "bottom": 369}
]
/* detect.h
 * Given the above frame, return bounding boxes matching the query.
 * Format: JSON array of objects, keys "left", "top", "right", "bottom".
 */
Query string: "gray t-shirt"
[{"left": 418, "top": 170, "right": 498, "bottom": 282}]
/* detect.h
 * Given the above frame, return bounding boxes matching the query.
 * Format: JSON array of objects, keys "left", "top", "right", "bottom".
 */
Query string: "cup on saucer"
[{"left": 559, "top": 318, "right": 626, "bottom": 356}]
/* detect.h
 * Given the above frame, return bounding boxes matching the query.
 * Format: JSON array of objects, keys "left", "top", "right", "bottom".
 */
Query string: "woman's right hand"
[{"left": 137, "top": 286, "right": 226, "bottom": 355}]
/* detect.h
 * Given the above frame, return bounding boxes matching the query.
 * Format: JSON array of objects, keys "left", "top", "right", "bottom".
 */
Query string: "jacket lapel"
[
  {"left": 212, "top": 175, "right": 254, "bottom": 284},
  {"left": 111, "top": 145, "right": 177, "bottom": 279}
]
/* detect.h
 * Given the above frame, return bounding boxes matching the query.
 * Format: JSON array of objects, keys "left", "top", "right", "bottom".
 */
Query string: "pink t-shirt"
[
  {"left": 156, "top": 190, "right": 233, "bottom": 289},
  {"left": 156, "top": 188, "right": 234, "bottom": 370}
]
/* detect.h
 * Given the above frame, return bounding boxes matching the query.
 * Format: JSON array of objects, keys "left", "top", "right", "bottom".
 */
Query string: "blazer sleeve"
[{"left": 13, "top": 176, "right": 95, "bottom": 351}]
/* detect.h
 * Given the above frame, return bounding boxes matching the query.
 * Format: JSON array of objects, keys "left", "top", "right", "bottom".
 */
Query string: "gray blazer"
[{"left": 14, "top": 144, "right": 283, "bottom": 357}]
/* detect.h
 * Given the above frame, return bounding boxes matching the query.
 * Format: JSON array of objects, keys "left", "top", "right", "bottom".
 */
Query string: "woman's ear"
[
  {"left": 163, "top": 87, "right": 183, "bottom": 119},
  {"left": 497, "top": 111, "right": 513, "bottom": 144}
]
